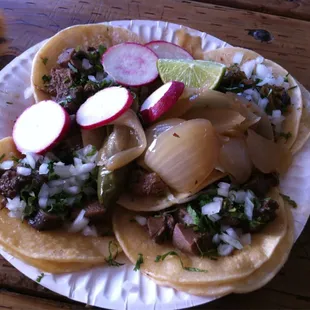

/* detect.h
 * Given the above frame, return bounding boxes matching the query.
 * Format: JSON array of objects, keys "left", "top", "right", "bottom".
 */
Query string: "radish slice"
[
  {"left": 101, "top": 43, "right": 158, "bottom": 87},
  {"left": 13, "top": 100, "right": 70, "bottom": 154},
  {"left": 145, "top": 40, "right": 193, "bottom": 60},
  {"left": 140, "top": 81, "right": 185, "bottom": 123},
  {"left": 76, "top": 87, "right": 133, "bottom": 130}
]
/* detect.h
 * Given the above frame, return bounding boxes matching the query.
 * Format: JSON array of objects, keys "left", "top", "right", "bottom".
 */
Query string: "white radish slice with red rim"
[
  {"left": 76, "top": 86, "right": 133, "bottom": 130},
  {"left": 145, "top": 40, "right": 194, "bottom": 60},
  {"left": 140, "top": 81, "right": 185, "bottom": 124},
  {"left": 101, "top": 43, "right": 159, "bottom": 87},
  {"left": 13, "top": 100, "right": 70, "bottom": 154}
]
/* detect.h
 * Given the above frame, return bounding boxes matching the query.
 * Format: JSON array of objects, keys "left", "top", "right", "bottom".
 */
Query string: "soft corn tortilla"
[
  {"left": 0, "top": 242, "right": 97, "bottom": 273},
  {"left": 149, "top": 201, "right": 294, "bottom": 296},
  {"left": 0, "top": 138, "right": 119, "bottom": 268},
  {"left": 291, "top": 82, "right": 310, "bottom": 154},
  {"left": 204, "top": 47, "right": 303, "bottom": 150},
  {"left": 113, "top": 189, "right": 287, "bottom": 285},
  {"left": 31, "top": 24, "right": 143, "bottom": 103},
  {"left": 0, "top": 208, "right": 118, "bottom": 264}
]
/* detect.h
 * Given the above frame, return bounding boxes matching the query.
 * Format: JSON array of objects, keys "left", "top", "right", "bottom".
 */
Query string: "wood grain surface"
[{"left": 0, "top": 0, "right": 310, "bottom": 309}]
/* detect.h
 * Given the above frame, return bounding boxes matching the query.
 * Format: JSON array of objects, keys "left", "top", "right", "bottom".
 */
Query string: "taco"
[
  {"left": 0, "top": 25, "right": 149, "bottom": 272},
  {"left": 113, "top": 178, "right": 291, "bottom": 295},
  {"left": 203, "top": 47, "right": 303, "bottom": 150}
]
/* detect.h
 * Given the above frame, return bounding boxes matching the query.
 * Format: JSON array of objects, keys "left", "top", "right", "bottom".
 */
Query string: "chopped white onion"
[
  {"left": 48, "top": 179, "right": 66, "bottom": 187},
  {"left": 64, "top": 186, "right": 80, "bottom": 195},
  {"left": 0, "top": 160, "right": 14, "bottom": 170},
  {"left": 24, "top": 86, "right": 33, "bottom": 99},
  {"left": 243, "top": 89, "right": 254, "bottom": 95},
  {"left": 218, "top": 182, "right": 230, "bottom": 190},
  {"left": 245, "top": 95, "right": 252, "bottom": 101},
  {"left": 232, "top": 52, "right": 244, "bottom": 65},
  {"left": 228, "top": 190, "right": 237, "bottom": 202},
  {"left": 241, "top": 60, "right": 256, "bottom": 79},
  {"left": 183, "top": 213, "right": 194, "bottom": 225},
  {"left": 16, "top": 166, "right": 31, "bottom": 176},
  {"left": 88, "top": 74, "right": 97, "bottom": 82},
  {"left": 283, "top": 82, "right": 290, "bottom": 90},
  {"left": 234, "top": 190, "right": 247, "bottom": 203},
  {"left": 219, "top": 233, "right": 243, "bottom": 250},
  {"left": 47, "top": 198, "right": 56, "bottom": 206},
  {"left": 73, "top": 157, "right": 82, "bottom": 166},
  {"left": 226, "top": 228, "right": 239, "bottom": 239},
  {"left": 74, "top": 163, "right": 96, "bottom": 175},
  {"left": 82, "top": 225, "right": 98, "bottom": 237},
  {"left": 255, "top": 64, "right": 272, "bottom": 80},
  {"left": 244, "top": 197, "right": 254, "bottom": 220},
  {"left": 246, "top": 190, "right": 255, "bottom": 201},
  {"left": 54, "top": 165, "right": 73, "bottom": 178},
  {"left": 54, "top": 161, "right": 65, "bottom": 166},
  {"left": 201, "top": 201, "right": 222, "bottom": 215},
  {"left": 39, "top": 163, "right": 49, "bottom": 175},
  {"left": 38, "top": 184, "right": 49, "bottom": 198},
  {"left": 39, "top": 197, "right": 48, "bottom": 208},
  {"left": 25, "top": 153, "right": 36, "bottom": 169},
  {"left": 6, "top": 196, "right": 26, "bottom": 219},
  {"left": 82, "top": 58, "right": 92, "bottom": 70},
  {"left": 48, "top": 186, "right": 63, "bottom": 197},
  {"left": 68, "top": 209, "right": 89, "bottom": 233},
  {"left": 217, "top": 188, "right": 229, "bottom": 197},
  {"left": 274, "top": 76, "right": 284, "bottom": 86},
  {"left": 251, "top": 89, "right": 261, "bottom": 103},
  {"left": 135, "top": 215, "right": 147, "bottom": 226},
  {"left": 217, "top": 243, "right": 234, "bottom": 256},
  {"left": 208, "top": 214, "right": 222, "bottom": 222},
  {"left": 240, "top": 233, "right": 252, "bottom": 246},
  {"left": 255, "top": 56, "right": 264, "bottom": 64},
  {"left": 212, "top": 233, "right": 221, "bottom": 245},
  {"left": 272, "top": 110, "right": 282, "bottom": 118},
  {"left": 258, "top": 97, "right": 269, "bottom": 110}
]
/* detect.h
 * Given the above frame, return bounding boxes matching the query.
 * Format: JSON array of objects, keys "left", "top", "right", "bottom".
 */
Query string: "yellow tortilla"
[
  {"left": 291, "top": 82, "right": 310, "bottom": 154},
  {"left": 149, "top": 201, "right": 294, "bottom": 296},
  {"left": 0, "top": 208, "right": 118, "bottom": 264},
  {"left": 113, "top": 189, "right": 287, "bottom": 285},
  {"left": 204, "top": 47, "right": 303, "bottom": 150},
  {"left": 31, "top": 24, "right": 143, "bottom": 103}
]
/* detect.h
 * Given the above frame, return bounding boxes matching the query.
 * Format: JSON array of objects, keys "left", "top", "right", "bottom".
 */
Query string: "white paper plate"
[{"left": 0, "top": 20, "right": 309, "bottom": 310}]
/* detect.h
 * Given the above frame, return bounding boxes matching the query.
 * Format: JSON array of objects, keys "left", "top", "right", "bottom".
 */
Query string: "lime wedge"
[{"left": 157, "top": 59, "right": 226, "bottom": 89}]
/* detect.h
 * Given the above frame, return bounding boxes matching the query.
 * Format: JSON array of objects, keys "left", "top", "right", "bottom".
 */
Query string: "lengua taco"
[
  {"left": 113, "top": 180, "right": 292, "bottom": 296},
  {"left": 203, "top": 47, "right": 303, "bottom": 150}
]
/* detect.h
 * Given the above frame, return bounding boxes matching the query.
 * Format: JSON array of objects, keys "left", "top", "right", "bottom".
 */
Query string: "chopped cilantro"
[
  {"left": 41, "top": 57, "right": 48, "bottom": 65},
  {"left": 133, "top": 253, "right": 144, "bottom": 271},
  {"left": 288, "top": 85, "right": 297, "bottom": 91},
  {"left": 68, "top": 62, "right": 78, "bottom": 73},
  {"left": 6, "top": 101, "right": 13, "bottom": 105},
  {"left": 187, "top": 205, "right": 200, "bottom": 226},
  {"left": 98, "top": 44, "right": 106, "bottom": 56},
  {"left": 280, "top": 194, "right": 297, "bottom": 208},
  {"left": 105, "top": 241, "right": 124, "bottom": 267},
  {"left": 42, "top": 74, "right": 51, "bottom": 84},
  {"left": 155, "top": 251, "right": 208, "bottom": 273},
  {"left": 0, "top": 154, "right": 5, "bottom": 161},
  {"left": 284, "top": 73, "right": 290, "bottom": 83},
  {"left": 36, "top": 273, "right": 45, "bottom": 283},
  {"left": 75, "top": 45, "right": 81, "bottom": 52},
  {"left": 64, "top": 77, "right": 71, "bottom": 84},
  {"left": 86, "top": 146, "right": 97, "bottom": 157},
  {"left": 58, "top": 95, "right": 72, "bottom": 107}
]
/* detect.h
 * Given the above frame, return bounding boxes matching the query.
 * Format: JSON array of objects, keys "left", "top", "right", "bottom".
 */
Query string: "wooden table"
[{"left": 0, "top": 0, "right": 310, "bottom": 309}]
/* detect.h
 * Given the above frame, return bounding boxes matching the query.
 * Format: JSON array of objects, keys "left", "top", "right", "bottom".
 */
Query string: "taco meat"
[
  {"left": 130, "top": 169, "right": 168, "bottom": 196},
  {"left": 43, "top": 45, "right": 113, "bottom": 114}
]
